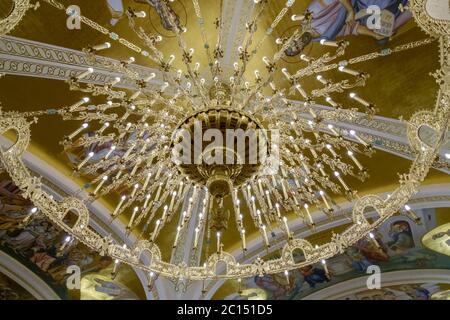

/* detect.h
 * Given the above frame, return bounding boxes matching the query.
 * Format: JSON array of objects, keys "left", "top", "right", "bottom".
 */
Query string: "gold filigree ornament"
[
  {"left": 0, "top": 0, "right": 448, "bottom": 281},
  {"left": 0, "top": 0, "right": 40, "bottom": 36}
]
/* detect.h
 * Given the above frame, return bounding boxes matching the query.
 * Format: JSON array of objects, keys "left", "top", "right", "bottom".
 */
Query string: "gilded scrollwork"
[
  {"left": 0, "top": 0, "right": 39, "bottom": 36},
  {"left": 0, "top": 0, "right": 448, "bottom": 281}
]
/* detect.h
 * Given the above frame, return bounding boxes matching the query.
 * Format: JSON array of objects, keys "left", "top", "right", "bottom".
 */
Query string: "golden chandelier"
[{"left": 0, "top": 0, "right": 449, "bottom": 289}]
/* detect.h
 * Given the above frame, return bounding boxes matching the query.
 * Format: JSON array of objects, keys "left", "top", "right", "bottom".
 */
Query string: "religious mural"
[
  {"left": 225, "top": 217, "right": 450, "bottom": 300},
  {"left": 339, "top": 283, "right": 444, "bottom": 300},
  {"left": 0, "top": 272, "right": 35, "bottom": 300},
  {"left": 281, "top": 0, "right": 414, "bottom": 57},
  {"left": 0, "top": 178, "right": 142, "bottom": 300}
]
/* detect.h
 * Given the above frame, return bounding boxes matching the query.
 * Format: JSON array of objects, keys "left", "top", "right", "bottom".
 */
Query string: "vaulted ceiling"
[{"left": 0, "top": 0, "right": 449, "bottom": 299}]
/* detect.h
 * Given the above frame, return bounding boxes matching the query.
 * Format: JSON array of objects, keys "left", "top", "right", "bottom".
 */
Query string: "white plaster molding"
[
  {"left": 303, "top": 269, "right": 450, "bottom": 300},
  {"left": 0, "top": 135, "right": 156, "bottom": 300},
  {"left": 0, "top": 251, "right": 60, "bottom": 300}
]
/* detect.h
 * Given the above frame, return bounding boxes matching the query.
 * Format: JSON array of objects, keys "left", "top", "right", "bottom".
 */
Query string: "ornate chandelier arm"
[
  {"left": 240, "top": 29, "right": 301, "bottom": 110},
  {"left": 229, "top": 1, "right": 267, "bottom": 106},
  {"left": 289, "top": 40, "right": 349, "bottom": 82},
  {"left": 190, "top": 0, "right": 217, "bottom": 76},
  {"left": 314, "top": 38, "right": 436, "bottom": 74}
]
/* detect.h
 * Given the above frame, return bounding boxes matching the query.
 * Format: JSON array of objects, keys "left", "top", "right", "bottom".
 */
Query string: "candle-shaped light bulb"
[
  {"left": 316, "top": 74, "right": 327, "bottom": 85},
  {"left": 92, "top": 42, "right": 111, "bottom": 51},
  {"left": 325, "top": 96, "right": 338, "bottom": 107},
  {"left": 151, "top": 219, "right": 161, "bottom": 241},
  {"left": 349, "top": 130, "right": 369, "bottom": 147},
  {"left": 193, "top": 227, "right": 200, "bottom": 249},
  {"left": 319, "top": 190, "right": 331, "bottom": 210},
  {"left": 350, "top": 92, "right": 371, "bottom": 107},
  {"left": 304, "top": 203, "right": 314, "bottom": 226},
  {"left": 368, "top": 232, "right": 381, "bottom": 248},
  {"left": 93, "top": 175, "right": 108, "bottom": 195},
  {"left": 125, "top": 56, "right": 135, "bottom": 64},
  {"left": 281, "top": 68, "right": 290, "bottom": 79},
  {"left": 262, "top": 56, "right": 270, "bottom": 66},
  {"left": 283, "top": 216, "right": 291, "bottom": 238},
  {"left": 111, "top": 77, "right": 121, "bottom": 86},
  {"left": 321, "top": 259, "right": 330, "bottom": 276},
  {"left": 300, "top": 54, "right": 310, "bottom": 62},
  {"left": 404, "top": 205, "right": 421, "bottom": 223},
  {"left": 160, "top": 82, "right": 169, "bottom": 92},
  {"left": 334, "top": 171, "right": 350, "bottom": 191},
  {"left": 261, "top": 225, "right": 269, "bottom": 247},
  {"left": 320, "top": 38, "right": 338, "bottom": 47},
  {"left": 216, "top": 232, "right": 221, "bottom": 253},
  {"left": 104, "top": 145, "right": 116, "bottom": 160},
  {"left": 76, "top": 67, "right": 94, "bottom": 80},
  {"left": 128, "top": 206, "right": 139, "bottom": 229},
  {"left": 347, "top": 150, "right": 363, "bottom": 170},
  {"left": 327, "top": 124, "right": 339, "bottom": 136},
  {"left": 173, "top": 226, "right": 181, "bottom": 248},
  {"left": 68, "top": 122, "right": 88, "bottom": 140},
  {"left": 113, "top": 195, "right": 126, "bottom": 217},
  {"left": 168, "top": 191, "right": 177, "bottom": 212},
  {"left": 295, "top": 84, "right": 308, "bottom": 99},
  {"left": 134, "top": 10, "right": 146, "bottom": 18},
  {"left": 241, "top": 229, "right": 247, "bottom": 251},
  {"left": 291, "top": 14, "right": 305, "bottom": 21},
  {"left": 338, "top": 65, "right": 360, "bottom": 76},
  {"left": 265, "top": 190, "right": 273, "bottom": 209},
  {"left": 77, "top": 151, "right": 94, "bottom": 170},
  {"left": 167, "top": 54, "right": 175, "bottom": 65},
  {"left": 275, "top": 203, "right": 281, "bottom": 218}
]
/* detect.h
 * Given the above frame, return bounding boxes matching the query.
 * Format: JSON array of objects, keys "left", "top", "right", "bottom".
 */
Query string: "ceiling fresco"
[
  {"left": 0, "top": 271, "right": 35, "bottom": 300},
  {"left": 338, "top": 283, "right": 448, "bottom": 300},
  {"left": 0, "top": 176, "right": 146, "bottom": 299},
  {"left": 216, "top": 210, "right": 450, "bottom": 300},
  {"left": 0, "top": 0, "right": 448, "bottom": 299}
]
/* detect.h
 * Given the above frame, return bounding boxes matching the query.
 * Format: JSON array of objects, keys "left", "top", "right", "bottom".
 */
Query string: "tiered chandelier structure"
[{"left": 0, "top": 0, "right": 449, "bottom": 286}]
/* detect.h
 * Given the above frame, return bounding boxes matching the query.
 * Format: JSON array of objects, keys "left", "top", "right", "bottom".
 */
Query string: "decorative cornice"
[{"left": 0, "top": 35, "right": 163, "bottom": 91}]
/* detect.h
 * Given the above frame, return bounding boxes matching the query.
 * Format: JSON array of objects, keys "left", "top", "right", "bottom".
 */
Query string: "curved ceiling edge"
[
  {"left": 0, "top": 250, "right": 60, "bottom": 300},
  {"left": 203, "top": 183, "right": 450, "bottom": 300},
  {"left": 302, "top": 269, "right": 450, "bottom": 300}
]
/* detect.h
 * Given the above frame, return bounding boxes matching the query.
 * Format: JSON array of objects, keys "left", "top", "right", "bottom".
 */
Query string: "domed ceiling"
[{"left": 0, "top": 0, "right": 449, "bottom": 299}]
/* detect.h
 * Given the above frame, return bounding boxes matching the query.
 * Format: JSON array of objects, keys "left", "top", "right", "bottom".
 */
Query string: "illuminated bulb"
[
  {"left": 68, "top": 122, "right": 89, "bottom": 140},
  {"left": 76, "top": 67, "right": 94, "bottom": 80},
  {"left": 134, "top": 10, "right": 146, "bottom": 18},
  {"left": 320, "top": 39, "right": 338, "bottom": 46},
  {"left": 111, "top": 77, "right": 121, "bottom": 85},
  {"left": 92, "top": 42, "right": 111, "bottom": 51},
  {"left": 338, "top": 65, "right": 360, "bottom": 76},
  {"left": 125, "top": 57, "right": 135, "bottom": 64},
  {"left": 291, "top": 14, "right": 305, "bottom": 21},
  {"left": 144, "top": 73, "right": 156, "bottom": 82}
]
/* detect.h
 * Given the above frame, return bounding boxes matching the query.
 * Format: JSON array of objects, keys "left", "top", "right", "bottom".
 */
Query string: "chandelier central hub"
[{"left": 171, "top": 107, "right": 269, "bottom": 198}]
